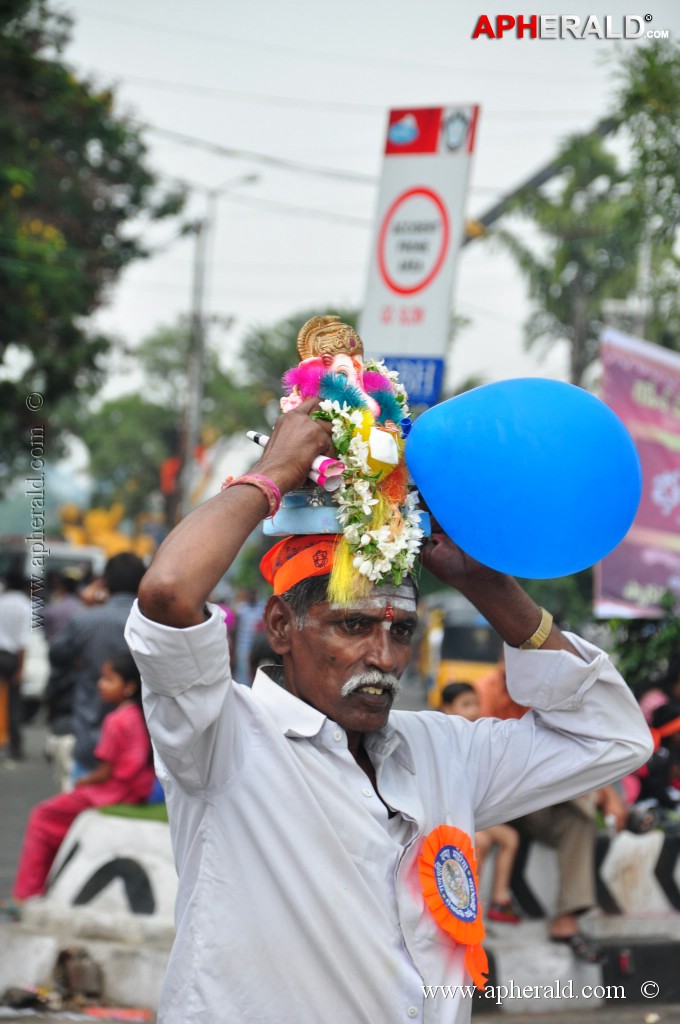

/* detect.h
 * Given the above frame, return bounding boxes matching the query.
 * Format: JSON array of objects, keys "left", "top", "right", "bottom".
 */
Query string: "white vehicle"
[{"left": 0, "top": 536, "right": 107, "bottom": 584}]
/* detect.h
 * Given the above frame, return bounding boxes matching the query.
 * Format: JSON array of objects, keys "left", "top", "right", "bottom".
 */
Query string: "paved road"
[{"left": 0, "top": 717, "right": 59, "bottom": 896}]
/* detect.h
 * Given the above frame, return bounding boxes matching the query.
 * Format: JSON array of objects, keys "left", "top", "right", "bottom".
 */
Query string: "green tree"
[
  {"left": 608, "top": 592, "right": 680, "bottom": 695},
  {"left": 612, "top": 40, "right": 680, "bottom": 349},
  {"left": 75, "top": 320, "right": 251, "bottom": 518},
  {"left": 616, "top": 40, "right": 680, "bottom": 243},
  {"left": 135, "top": 321, "right": 260, "bottom": 438},
  {"left": 0, "top": 0, "right": 184, "bottom": 488},
  {"left": 77, "top": 394, "right": 177, "bottom": 518},
  {"left": 495, "top": 133, "right": 641, "bottom": 385},
  {"left": 493, "top": 40, "right": 680, "bottom": 384}
]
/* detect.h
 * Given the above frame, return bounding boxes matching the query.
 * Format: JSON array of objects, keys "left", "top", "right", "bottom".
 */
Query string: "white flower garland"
[{"left": 317, "top": 381, "right": 424, "bottom": 586}]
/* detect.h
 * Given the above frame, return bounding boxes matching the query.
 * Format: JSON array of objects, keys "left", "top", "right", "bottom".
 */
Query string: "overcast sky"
[{"left": 62, "top": 0, "right": 680, "bottom": 395}]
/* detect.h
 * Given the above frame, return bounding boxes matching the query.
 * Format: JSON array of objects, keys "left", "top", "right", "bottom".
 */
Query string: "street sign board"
[{"left": 360, "top": 105, "right": 479, "bottom": 405}]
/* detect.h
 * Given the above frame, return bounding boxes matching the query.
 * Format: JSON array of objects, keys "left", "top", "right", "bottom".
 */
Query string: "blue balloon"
[{"left": 405, "top": 378, "right": 642, "bottom": 578}]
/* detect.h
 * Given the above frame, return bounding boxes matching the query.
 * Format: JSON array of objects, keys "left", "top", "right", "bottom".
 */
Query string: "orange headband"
[{"left": 259, "top": 534, "right": 339, "bottom": 595}]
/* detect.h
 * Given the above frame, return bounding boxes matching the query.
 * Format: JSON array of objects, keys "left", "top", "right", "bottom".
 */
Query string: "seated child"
[
  {"left": 12, "top": 652, "right": 156, "bottom": 902},
  {"left": 440, "top": 681, "right": 522, "bottom": 923}
]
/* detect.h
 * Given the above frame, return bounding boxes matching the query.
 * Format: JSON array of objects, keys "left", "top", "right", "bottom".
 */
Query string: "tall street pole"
[
  {"left": 176, "top": 174, "right": 258, "bottom": 521},
  {"left": 179, "top": 201, "right": 212, "bottom": 520}
]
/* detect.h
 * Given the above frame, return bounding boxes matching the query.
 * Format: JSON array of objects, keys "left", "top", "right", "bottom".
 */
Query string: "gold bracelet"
[{"left": 518, "top": 607, "right": 553, "bottom": 650}]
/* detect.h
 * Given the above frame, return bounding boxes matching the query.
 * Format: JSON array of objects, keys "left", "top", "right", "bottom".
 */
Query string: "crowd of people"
[{"left": 0, "top": 555, "right": 275, "bottom": 909}]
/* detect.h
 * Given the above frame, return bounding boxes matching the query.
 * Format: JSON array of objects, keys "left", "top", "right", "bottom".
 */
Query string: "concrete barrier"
[{"left": 2, "top": 812, "right": 679, "bottom": 1014}]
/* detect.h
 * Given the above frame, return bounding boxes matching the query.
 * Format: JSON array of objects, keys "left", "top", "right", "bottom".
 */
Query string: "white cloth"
[
  {"left": 0, "top": 590, "right": 31, "bottom": 652},
  {"left": 125, "top": 601, "right": 652, "bottom": 1024}
]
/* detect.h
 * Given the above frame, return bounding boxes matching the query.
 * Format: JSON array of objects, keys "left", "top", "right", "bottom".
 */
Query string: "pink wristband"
[{"left": 221, "top": 473, "right": 282, "bottom": 518}]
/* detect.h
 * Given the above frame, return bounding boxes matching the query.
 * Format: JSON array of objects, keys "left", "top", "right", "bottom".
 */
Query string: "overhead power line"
[
  {"left": 101, "top": 72, "right": 384, "bottom": 113},
  {"left": 142, "top": 123, "right": 378, "bottom": 185},
  {"left": 96, "top": 68, "right": 602, "bottom": 121},
  {"left": 70, "top": 5, "right": 601, "bottom": 80},
  {"left": 220, "top": 191, "right": 372, "bottom": 227}
]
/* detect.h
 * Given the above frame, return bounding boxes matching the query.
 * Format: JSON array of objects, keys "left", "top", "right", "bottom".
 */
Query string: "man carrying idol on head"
[{"left": 126, "top": 315, "right": 651, "bottom": 1024}]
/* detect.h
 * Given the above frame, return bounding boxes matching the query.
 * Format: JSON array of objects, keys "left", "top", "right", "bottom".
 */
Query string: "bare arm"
[
  {"left": 74, "top": 760, "right": 112, "bottom": 787},
  {"left": 420, "top": 530, "right": 580, "bottom": 657},
  {"left": 139, "top": 399, "right": 333, "bottom": 628}
]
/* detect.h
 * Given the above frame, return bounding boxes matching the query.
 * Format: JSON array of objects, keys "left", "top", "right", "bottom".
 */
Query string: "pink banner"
[{"left": 595, "top": 329, "right": 680, "bottom": 618}]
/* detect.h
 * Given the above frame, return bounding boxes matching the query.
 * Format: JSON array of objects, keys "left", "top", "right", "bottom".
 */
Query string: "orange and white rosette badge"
[{"left": 418, "top": 825, "right": 489, "bottom": 989}]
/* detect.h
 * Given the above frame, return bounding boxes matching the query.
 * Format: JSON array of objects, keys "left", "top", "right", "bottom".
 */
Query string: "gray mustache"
[{"left": 341, "top": 671, "right": 401, "bottom": 699}]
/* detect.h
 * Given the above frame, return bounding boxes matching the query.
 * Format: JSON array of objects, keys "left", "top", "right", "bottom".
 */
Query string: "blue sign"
[
  {"left": 381, "top": 356, "right": 444, "bottom": 407},
  {"left": 388, "top": 114, "right": 419, "bottom": 146}
]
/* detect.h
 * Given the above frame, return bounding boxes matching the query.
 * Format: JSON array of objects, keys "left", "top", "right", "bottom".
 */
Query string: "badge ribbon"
[{"left": 418, "top": 825, "right": 489, "bottom": 990}]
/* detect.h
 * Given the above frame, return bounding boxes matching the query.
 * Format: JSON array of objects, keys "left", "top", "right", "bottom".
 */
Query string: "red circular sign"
[{"left": 377, "top": 187, "right": 451, "bottom": 296}]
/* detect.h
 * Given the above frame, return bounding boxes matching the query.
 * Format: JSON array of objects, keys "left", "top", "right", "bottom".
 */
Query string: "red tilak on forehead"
[{"left": 384, "top": 602, "right": 394, "bottom": 621}]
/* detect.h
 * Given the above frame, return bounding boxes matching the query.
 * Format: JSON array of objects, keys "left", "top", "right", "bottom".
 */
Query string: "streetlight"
[{"left": 178, "top": 173, "right": 259, "bottom": 520}]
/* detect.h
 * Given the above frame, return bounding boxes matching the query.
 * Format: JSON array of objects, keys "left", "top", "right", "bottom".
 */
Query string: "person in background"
[
  {"left": 635, "top": 700, "right": 680, "bottom": 814},
  {"left": 459, "top": 649, "right": 612, "bottom": 960},
  {"left": 233, "top": 586, "right": 265, "bottom": 685},
  {"left": 43, "top": 569, "right": 83, "bottom": 643},
  {"left": 511, "top": 796, "right": 605, "bottom": 962},
  {"left": 475, "top": 649, "right": 529, "bottom": 720},
  {"left": 12, "top": 651, "right": 155, "bottom": 903},
  {"left": 248, "top": 627, "right": 278, "bottom": 679},
  {"left": 637, "top": 654, "right": 680, "bottom": 725},
  {"left": 0, "top": 568, "right": 32, "bottom": 764},
  {"left": 440, "top": 682, "right": 522, "bottom": 924},
  {"left": 49, "top": 553, "right": 146, "bottom": 779},
  {"left": 43, "top": 570, "right": 85, "bottom": 790},
  {"left": 211, "top": 584, "right": 237, "bottom": 668}
]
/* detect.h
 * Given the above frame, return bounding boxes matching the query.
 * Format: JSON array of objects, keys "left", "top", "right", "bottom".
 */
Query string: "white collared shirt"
[
  {"left": 125, "top": 602, "right": 651, "bottom": 1024},
  {"left": 0, "top": 590, "right": 31, "bottom": 652}
]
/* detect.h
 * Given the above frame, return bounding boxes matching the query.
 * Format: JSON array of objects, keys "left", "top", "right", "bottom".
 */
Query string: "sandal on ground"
[
  {"left": 487, "top": 901, "right": 522, "bottom": 924},
  {"left": 550, "top": 931, "right": 606, "bottom": 964}
]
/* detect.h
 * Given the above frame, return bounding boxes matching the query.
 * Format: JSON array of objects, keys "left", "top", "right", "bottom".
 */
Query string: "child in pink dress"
[{"left": 13, "top": 651, "right": 155, "bottom": 901}]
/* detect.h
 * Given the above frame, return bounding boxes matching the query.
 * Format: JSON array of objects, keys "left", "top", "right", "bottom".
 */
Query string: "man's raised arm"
[
  {"left": 138, "top": 400, "right": 333, "bottom": 628},
  {"left": 421, "top": 529, "right": 580, "bottom": 656}
]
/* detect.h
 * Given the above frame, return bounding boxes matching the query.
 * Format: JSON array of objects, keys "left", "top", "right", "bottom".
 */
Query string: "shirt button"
[
  {"left": 407, "top": 1009, "right": 418, "bottom": 1018},
  {"left": 362, "top": 787, "right": 373, "bottom": 797},
  {"left": 333, "top": 730, "right": 342, "bottom": 741}
]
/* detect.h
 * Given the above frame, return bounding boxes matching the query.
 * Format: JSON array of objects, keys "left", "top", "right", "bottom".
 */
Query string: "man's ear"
[{"left": 264, "top": 595, "right": 295, "bottom": 655}]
